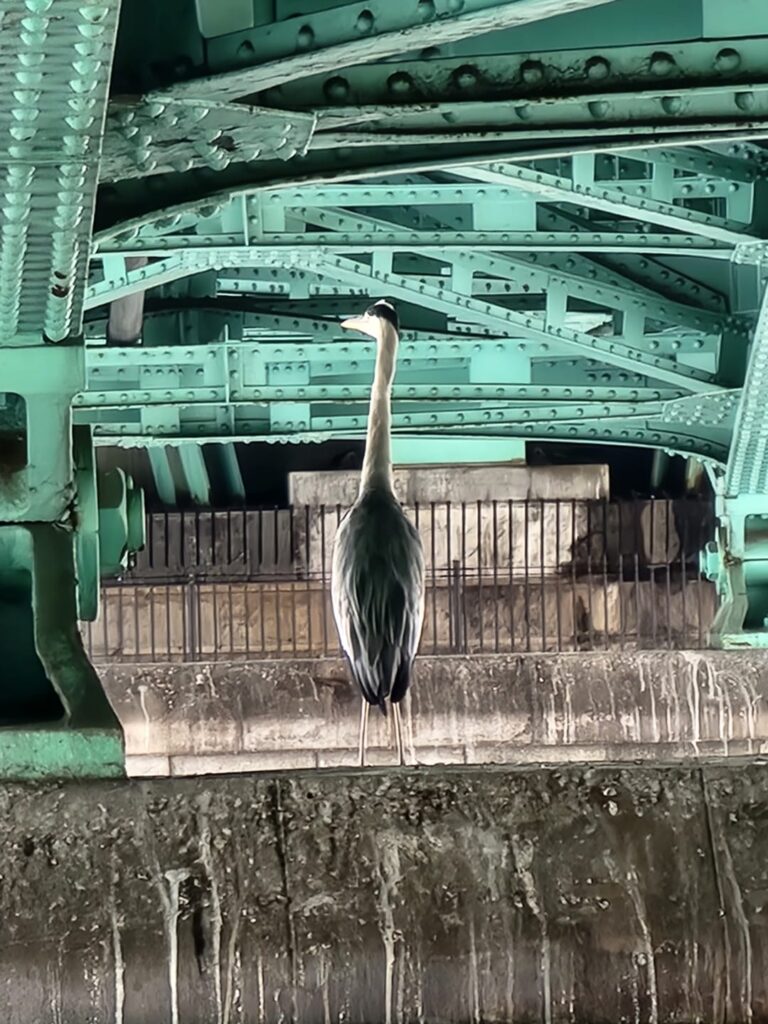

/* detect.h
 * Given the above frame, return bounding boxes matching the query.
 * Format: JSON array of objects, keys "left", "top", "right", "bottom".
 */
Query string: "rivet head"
[
  {"left": 452, "top": 65, "right": 478, "bottom": 89},
  {"left": 297, "top": 24, "right": 314, "bottom": 48},
  {"left": 585, "top": 56, "right": 610, "bottom": 80},
  {"left": 355, "top": 9, "right": 374, "bottom": 33},
  {"left": 324, "top": 76, "right": 349, "bottom": 102},
  {"left": 649, "top": 51, "right": 676, "bottom": 76},
  {"left": 715, "top": 48, "right": 741, "bottom": 73},
  {"left": 736, "top": 91, "right": 756, "bottom": 111},
  {"left": 521, "top": 60, "right": 544, "bottom": 85},
  {"left": 388, "top": 72, "right": 413, "bottom": 96}
]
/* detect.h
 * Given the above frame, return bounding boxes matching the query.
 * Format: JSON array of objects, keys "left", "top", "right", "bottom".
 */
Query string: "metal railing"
[{"left": 84, "top": 497, "right": 717, "bottom": 662}]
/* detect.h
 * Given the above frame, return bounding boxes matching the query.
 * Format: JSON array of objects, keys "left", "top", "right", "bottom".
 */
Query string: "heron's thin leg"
[
  {"left": 358, "top": 701, "right": 370, "bottom": 767},
  {"left": 393, "top": 702, "right": 405, "bottom": 766}
]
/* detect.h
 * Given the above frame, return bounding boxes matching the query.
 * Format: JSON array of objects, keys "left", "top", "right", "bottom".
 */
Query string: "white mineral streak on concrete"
[
  {"left": 396, "top": 942, "right": 407, "bottom": 1024},
  {"left": 629, "top": 958, "right": 641, "bottom": 1024},
  {"left": 158, "top": 867, "right": 191, "bottom": 1024},
  {"left": 414, "top": 946, "right": 426, "bottom": 1024},
  {"left": 640, "top": 660, "right": 660, "bottom": 743},
  {"left": 257, "top": 953, "right": 266, "bottom": 1024},
  {"left": 198, "top": 797, "right": 224, "bottom": 1024},
  {"left": 48, "top": 939, "right": 64, "bottom": 1024},
  {"left": 318, "top": 951, "right": 331, "bottom": 1024},
  {"left": 567, "top": 948, "right": 575, "bottom": 1023},
  {"left": 110, "top": 902, "right": 125, "bottom": 1024},
  {"left": 468, "top": 915, "right": 480, "bottom": 1024},
  {"left": 504, "top": 919, "right": 516, "bottom": 1024},
  {"left": 137, "top": 684, "right": 151, "bottom": 751},
  {"left": 222, "top": 904, "right": 242, "bottom": 1024},
  {"left": 563, "top": 671, "right": 574, "bottom": 745},
  {"left": 681, "top": 652, "right": 702, "bottom": 754},
  {"left": 609, "top": 853, "right": 658, "bottom": 1024},
  {"left": 720, "top": 830, "right": 753, "bottom": 1021},
  {"left": 511, "top": 835, "right": 551, "bottom": 1024},
  {"left": 374, "top": 834, "right": 402, "bottom": 1024}
]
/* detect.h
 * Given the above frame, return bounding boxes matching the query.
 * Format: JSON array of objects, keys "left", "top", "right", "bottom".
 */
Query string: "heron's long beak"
[{"left": 340, "top": 316, "right": 369, "bottom": 333}]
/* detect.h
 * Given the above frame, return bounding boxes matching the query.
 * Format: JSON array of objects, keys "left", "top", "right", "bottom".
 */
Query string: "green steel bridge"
[{"left": 3, "top": 0, "right": 768, "bottom": 774}]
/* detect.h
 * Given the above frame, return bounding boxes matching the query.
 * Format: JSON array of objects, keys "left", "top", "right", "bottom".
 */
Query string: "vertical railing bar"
[
  {"left": 212, "top": 580, "right": 219, "bottom": 660},
  {"left": 117, "top": 583, "right": 125, "bottom": 661},
  {"left": 665, "top": 499, "right": 673, "bottom": 650},
  {"left": 290, "top": 506, "right": 298, "bottom": 656},
  {"left": 555, "top": 500, "right": 562, "bottom": 652},
  {"left": 163, "top": 509, "right": 170, "bottom": 573},
  {"left": 180, "top": 579, "right": 189, "bottom": 662},
  {"left": 461, "top": 502, "right": 468, "bottom": 653},
  {"left": 602, "top": 498, "right": 609, "bottom": 652},
  {"left": 524, "top": 500, "right": 531, "bottom": 653},
  {"left": 320, "top": 504, "right": 329, "bottom": 655},
  {"left": 570, "top": 498, "right": 578, "bottom": 652},
  {"left": 242, "top": 507, "right": 249, "bottom": 570},
  {"left": 446, "top": 501, "right": 453, "bottom": 651},
  {"left": 649, "top": 499, "right": 657, "bottom": 647},
  {"left": 179, "top": 510, "right": 185, "bottom": 573},
  {"left": 102, "top": 587, "right": 110, "bottom": 661},
  {"left": 492, "top": 499, "right": 499, "bottom": 653},
  {"left": 244, "top": 580, "right": 251, "bottom": 658},
  {"left": 540, "top": 498, "right": 546, "bottom": 653},
  {"left": 165, "top": 584, "right": 172, "bottom": 660},
  {"left": 274, "top": 506, "right": 281, "bottom": 656},
  {"left": 617, "top": 501, "right": 624, "bottom": 651},
  {"left": 508, "top": 499, "right": 514, "bottom": 653},
  {"left": 148, "top": 585, "right": 155, "bottom": 663},
  {"left": 133, "top": 581, "right": 140, "bottom": 659},
  {"left": 680, "top": 502, "right": 689, "bottom": 648},
  {"left": 198, "top": 579, "right": 205, "bottom": 661},
  {"left": 634, "top": 505, "right": 642, "bottom": 649},
  {"left": 477, "top": 499, "right": 484, "bottom": 654},
  {"left": 305, "top": 505, "right": 313, "bottom": 656},
  {"left": 695, "top": 504, "right": 705, "bottom": 649},
  {"left": 228, "top": 581, "right": 235, "bottom": 658},
  {"left": 259, "top": 534, "right": 266, "bottom": 656},
  {"left": 586, "top": 502, "right": 595, "bottom": 651}
]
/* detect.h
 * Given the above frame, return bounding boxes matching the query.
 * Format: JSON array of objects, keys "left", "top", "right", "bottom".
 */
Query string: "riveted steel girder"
[
  {"left": 150, "top": 0, "right": 621, "bottom": 102},
  {"left": 0, "top": 0, "right": 120, "bottom": 341}
]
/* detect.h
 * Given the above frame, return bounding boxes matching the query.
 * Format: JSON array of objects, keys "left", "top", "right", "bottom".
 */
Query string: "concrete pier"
[
  {"left": 1, "top": 761, "right": 766, "bottom": 1023},
  {"left": 101, "top": 651, "right": 768, "bottom": 777}
]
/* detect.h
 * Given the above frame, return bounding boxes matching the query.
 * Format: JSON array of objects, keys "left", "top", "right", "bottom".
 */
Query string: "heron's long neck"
[{"left": 360, "top": 323, "right": 398, "bottom": 495}]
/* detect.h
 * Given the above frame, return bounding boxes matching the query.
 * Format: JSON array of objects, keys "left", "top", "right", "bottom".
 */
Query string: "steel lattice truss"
[{"left": 4, "top": 0, "right": 768, "bottom": 509}]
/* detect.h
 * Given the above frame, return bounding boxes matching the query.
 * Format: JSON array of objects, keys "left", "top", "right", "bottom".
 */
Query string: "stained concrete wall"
[
  {"left": 100, "top": 651, "right": 767, "bottom": 777},
  {"left": 288, "top": 463, "right": 610, "bottom": 506},
  {"left": 2, "top": 763, "right": 767, "bottom": 1023}
]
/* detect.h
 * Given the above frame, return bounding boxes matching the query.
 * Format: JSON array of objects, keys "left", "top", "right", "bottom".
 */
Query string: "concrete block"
[{"left": 0, "top": 764, "right": 766, "bottom": 1022}]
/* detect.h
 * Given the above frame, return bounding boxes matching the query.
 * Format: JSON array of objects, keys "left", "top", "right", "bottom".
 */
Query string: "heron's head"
[{"left": 340, "top": 299, "right": 399, "bottom": 340}]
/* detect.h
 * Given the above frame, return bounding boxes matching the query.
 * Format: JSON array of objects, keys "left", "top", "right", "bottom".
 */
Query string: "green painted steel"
[
  {"left": 5, "top": 0, "right": 768, "bottom": 759},
  {"left": 0, "top": 0, "right": 126, "bottom": 777}
]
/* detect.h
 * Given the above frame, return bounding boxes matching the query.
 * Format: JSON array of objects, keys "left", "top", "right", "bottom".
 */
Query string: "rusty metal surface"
[{"left": 0, "top": 762, "right": 764, "bottom": 1022}]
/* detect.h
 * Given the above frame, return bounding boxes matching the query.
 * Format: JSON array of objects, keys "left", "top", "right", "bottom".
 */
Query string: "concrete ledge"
[
  {"left": 99, "top": 651, "right": 768, "bottom": 776},
  {"left": 0, "top": 764, "right": 765, "bottom": 1022}
]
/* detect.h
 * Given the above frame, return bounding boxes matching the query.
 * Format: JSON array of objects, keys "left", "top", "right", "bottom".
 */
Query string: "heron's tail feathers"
[{"left": 354, "top": 647, "right": 414, "bottom": 715}]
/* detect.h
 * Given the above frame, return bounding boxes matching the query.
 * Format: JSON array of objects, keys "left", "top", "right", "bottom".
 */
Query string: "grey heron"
[{"left": 331, "top": 299, "right": 426, "bottom": 766}]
